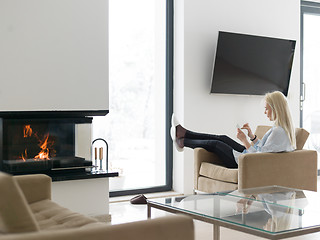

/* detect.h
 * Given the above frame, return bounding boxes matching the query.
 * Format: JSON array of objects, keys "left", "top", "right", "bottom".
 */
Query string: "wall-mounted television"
[{"left": 210, "top": 31, "right": 296, "bottom": 96}]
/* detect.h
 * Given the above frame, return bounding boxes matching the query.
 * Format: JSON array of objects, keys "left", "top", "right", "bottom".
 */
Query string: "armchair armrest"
[
  {"left": 238, "top": 150, "right": 317, "bottom": 191},
  {"left": 14, "top": 174, "right": 52, "bottom": 204},
  {"left": 194, "top": 148, "right": 225, "bottom": 190}
]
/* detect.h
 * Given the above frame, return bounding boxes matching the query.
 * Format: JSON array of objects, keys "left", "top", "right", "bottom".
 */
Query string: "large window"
[
  {"left": 301, "top": 1, "right": 320, "bottom": 173},
  {"left": 93, "top": 0, "right": 173, "bottom": 196}
]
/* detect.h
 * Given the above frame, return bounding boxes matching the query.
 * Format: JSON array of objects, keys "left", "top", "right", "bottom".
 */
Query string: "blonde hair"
[{"left": 265, "top": 91, "right": 296, "bottom": 149}]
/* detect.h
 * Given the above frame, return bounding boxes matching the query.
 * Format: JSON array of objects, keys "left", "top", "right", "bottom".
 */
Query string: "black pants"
[{"left": 184, "top": 130, "right": 246, "bottom": 168}]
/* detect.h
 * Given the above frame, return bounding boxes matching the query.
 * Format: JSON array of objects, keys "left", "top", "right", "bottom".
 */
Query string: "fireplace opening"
[{"left": 0, "top": 118, "right": 92, "bottom": 175}]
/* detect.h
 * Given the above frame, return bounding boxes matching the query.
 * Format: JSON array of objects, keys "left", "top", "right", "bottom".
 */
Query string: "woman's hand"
[
  {"left": 237, "top": 128, "right": 251, "bottom": 149},
  {"left": 241, "top": 123, "right": 254, "bottom": 139},
  {"left": 237, "top": 128, "right": 247, "bottom": 142}
]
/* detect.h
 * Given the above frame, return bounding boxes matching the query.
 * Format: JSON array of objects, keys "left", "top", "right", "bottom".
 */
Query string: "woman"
[{"left": 171, "top": 91, "right": 296, "bottom": 168}]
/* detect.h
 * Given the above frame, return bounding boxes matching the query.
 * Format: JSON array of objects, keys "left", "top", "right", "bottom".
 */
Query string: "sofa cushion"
[
  {"left": 199, "top": 162, "right": 238, "bottom": 184},
  {"left": 15, "top": 174, "right": 52, "bottom": 204},
  {"left": 30, "top": 199, "right": 104, "bottom": 230},
  {"left": 197, "top": 176, "right": 238, "bottom": 193},
  {"left": 0, "top": 172, "right": 40, "bottom": 233}
]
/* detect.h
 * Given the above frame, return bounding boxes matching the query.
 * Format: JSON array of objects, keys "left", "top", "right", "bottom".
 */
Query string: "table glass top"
[{"left": 148, "top": 186, "right": 320, "bottom": 234}]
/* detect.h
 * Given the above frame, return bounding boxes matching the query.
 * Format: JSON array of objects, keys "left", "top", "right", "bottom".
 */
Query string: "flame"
[
  {"left": 20, "top": 125, "right": 55, "bottom": 161},
  {"left": 23, "top": 125, "right": 32, "bottom": 138},
  {"left": 20, "top": 149, "right": 27, "bottom": 161},
  {"left": 34, "top": 133, "right": 51, "bottom": 160}
]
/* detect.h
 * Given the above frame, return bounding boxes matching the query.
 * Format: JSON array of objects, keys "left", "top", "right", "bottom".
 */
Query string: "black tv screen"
[{"left": 210, "top": 31, "right": 296, "bottom": 96}]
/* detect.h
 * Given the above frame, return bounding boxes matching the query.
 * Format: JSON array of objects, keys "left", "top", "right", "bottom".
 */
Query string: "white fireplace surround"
[{"left": 0, "top": 0, "right": 109, "bottom": 112}]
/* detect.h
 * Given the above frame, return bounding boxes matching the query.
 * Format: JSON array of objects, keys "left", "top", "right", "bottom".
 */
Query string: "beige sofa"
[
  {"left": 194, "top": 126, "right": 318, "bottom": 193},
  {"left": 0, "top": 172, "right": 194, "bottom": 240}
]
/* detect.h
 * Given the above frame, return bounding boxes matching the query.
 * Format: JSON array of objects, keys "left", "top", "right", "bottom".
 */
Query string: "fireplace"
[{"left": 0, "top": 116, "right": 94, "bottom": 177}]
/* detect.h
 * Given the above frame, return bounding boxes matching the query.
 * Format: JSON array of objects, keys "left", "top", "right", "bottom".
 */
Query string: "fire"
[
  {"left": 20, "top": 125, "right": 55, "bottom": 161},
  {"left": 21, "top": 149, "right": 28, "bottom": 161},
  {"left": 34, "top": 133, "right": 51, "bottom": 160},
  {"left": 23, "top": 125, "right": 33, "bottom": 138}
]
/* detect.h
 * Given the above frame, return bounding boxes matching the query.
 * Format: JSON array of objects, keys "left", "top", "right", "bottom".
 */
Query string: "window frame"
[
  {"left": 300, "top": 0, "right": 320, "bottom": 176},
  {"left": 300, "top": 0, "right": 320, "bottom": 127},
  {"left": 109, "top": 0, "right": 174, "bottom": 197}
]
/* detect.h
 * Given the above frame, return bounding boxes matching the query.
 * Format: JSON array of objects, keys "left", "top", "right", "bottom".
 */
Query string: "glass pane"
[
  {"left": 92, "top": 0, "right": 166, "bottom": 191},
  {"left": 149, "top": 187, "right": 320, "bottom": 234},
  {"left": 302, "top": 13, "right": 320, "bottom": 169}
]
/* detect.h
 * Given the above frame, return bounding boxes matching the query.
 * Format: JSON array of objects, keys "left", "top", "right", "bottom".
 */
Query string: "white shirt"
[{"left": 233, "top": 126, "right": 294, "bottom": 164}]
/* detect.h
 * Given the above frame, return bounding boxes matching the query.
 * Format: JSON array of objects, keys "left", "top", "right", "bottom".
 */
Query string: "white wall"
[
  {"left": 173, "top": 0, "right": 300, "bottom": 194},
  {"left": 0, "top": 0, "right": 109, "bottom": 112}
]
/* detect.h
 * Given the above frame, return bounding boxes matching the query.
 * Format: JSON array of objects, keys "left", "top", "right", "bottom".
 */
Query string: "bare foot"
[{"left": 176, "top": 125, "right": 186, "bottom": 139}]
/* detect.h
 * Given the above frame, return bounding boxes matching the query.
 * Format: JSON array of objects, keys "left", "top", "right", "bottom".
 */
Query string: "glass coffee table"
[{"left": 147, "top": 186, "right": 320, "bottom": 240}]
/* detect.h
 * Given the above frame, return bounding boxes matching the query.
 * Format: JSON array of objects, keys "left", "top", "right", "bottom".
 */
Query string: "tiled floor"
[{"left": 109, "top": 179, "right": 320, "bottom": 240}]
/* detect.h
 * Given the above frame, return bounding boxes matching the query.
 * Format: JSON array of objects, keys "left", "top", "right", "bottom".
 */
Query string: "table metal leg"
[
  {"left": 213, "top": 193, "right": 221, "bottom": 240},
  {"left": 213, "top": 224, "right": 220, "bottom": 240}
]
